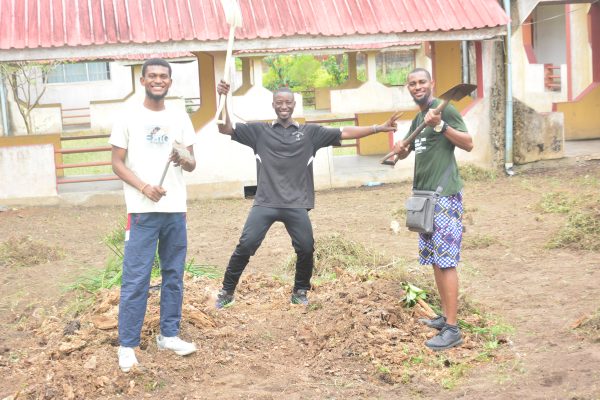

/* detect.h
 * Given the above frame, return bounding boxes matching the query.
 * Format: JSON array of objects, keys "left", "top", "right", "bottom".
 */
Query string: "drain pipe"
[
  {"left": 461, "top": 41, "right": 469, "bottom": 84},
  {"left": 0, "top": 74, "right": 10, "bottom": 136},
  {"left": 503, "top": 0, "right": 514, "bottom": 175}
]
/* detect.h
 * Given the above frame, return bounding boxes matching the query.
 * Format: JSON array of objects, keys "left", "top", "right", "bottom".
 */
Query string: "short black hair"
[
  {"left": 142, "top": 58, "right": 172, "bottom": 77},
  {"left": 408, "top": 68, "right": 431, "bottom": 81},
  {"left": 273, "top": 86, "right": 294, "bottom": 97}
]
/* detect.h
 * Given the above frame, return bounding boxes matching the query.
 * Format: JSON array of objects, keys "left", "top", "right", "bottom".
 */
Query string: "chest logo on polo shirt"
[
  {"left": 294, "top": 131, "right": 304, "bottom": 141},
  {"left": 145, "top": 125, "right": 170, "bottom": 144}
]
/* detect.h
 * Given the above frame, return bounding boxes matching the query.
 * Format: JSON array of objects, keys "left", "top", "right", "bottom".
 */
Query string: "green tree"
[{"left": 322, "top": 55, "right": 348, "bottom": 86}]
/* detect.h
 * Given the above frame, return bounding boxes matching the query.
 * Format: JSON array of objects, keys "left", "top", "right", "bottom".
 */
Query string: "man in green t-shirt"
[{"left": 392, "top": 68, "right": 474, "bottom": 351}]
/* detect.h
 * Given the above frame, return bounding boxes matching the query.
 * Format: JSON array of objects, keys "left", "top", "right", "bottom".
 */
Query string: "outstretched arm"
[
  {"left": 340, "top": 111, "right": 401, "bottom": 140},
  {"left": 216, "top": 80, "right": 234, "bottom": 135}
]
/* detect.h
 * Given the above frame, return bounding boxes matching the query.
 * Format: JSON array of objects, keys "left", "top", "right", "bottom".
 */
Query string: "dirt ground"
[{"left": 1, "top": 161, "right": 599, "bottom": 399}]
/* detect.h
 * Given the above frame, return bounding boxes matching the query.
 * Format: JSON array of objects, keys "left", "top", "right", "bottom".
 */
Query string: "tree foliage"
[
  {"left": 263, "top": 55, "right": 349, "bottom": 92},
  {"left": 0, "top": 61, "right": 58, "bottom": 134}
]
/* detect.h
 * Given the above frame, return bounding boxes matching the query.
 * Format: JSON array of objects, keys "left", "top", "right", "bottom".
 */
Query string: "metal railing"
[
  {"left": 55, "top": 133, "right": 117, "bottom": 184},
  {"left": 61, "top": 106, "right": 91, "bottom": 129},
  {"left": 305, "top": 116, "right": 358, "bottom": 150}
]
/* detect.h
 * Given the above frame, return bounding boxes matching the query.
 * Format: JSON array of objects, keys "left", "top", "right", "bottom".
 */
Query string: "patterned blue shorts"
[{"left": 418, "top": 191, "right": 464, "bottom": 268}]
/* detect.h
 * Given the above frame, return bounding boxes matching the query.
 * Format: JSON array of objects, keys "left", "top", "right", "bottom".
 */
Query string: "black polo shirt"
[{"left": 232, "top": 120, "right": 342, "bottom": 209}]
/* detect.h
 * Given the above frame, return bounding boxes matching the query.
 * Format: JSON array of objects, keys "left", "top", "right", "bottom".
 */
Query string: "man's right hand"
[
  {"left": 142, "top": 185, "right": 167, "bottom": 202},
  {"left": 217, "top": 80, "right": 230, "bottom": 96},
  {"left": 393, "top": 140, "right": 410, "bottom": 156}
]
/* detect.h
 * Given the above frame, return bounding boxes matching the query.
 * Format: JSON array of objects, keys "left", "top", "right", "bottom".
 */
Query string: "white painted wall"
[
  {"left": 534, "top": 5, "right": 566, "bottom": 65},
  {"left": 570, "top": 4, "right": 594, "bottom": 97},
  {"left": 0, "top": 144, "right": 57, "bottom": 199},
  {"left": 512, "top": 23, "right": 568, "bottom": 112}
]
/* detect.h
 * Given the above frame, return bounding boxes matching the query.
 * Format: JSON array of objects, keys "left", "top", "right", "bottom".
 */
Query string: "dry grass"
[
  {"left": 0, "top": 235, "right": 63, "bottom": 268},
  {"left": 548, "top": 201, "right": 600, "bottom": 251}
]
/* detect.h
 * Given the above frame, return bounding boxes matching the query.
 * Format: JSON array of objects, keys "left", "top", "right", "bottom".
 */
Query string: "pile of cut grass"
[
  {"left": 548, "top": 198, "right": 600, "bottom": 251},
  {"left": 283, "top": 232, "right": 386, "bottom": 279},
  {"left": 459, "top": 164, "right": 496, "bottom": 182},
  {"left": 0, "top": 235, "right": 63, "bottom": 267}
]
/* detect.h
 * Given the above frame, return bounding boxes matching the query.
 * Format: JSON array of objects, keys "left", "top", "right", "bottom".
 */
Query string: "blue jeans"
[{"left": 118, "top": 212, "right": 187, "bottom": 347}]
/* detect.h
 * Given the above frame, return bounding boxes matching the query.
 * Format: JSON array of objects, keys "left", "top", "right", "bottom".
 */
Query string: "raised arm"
[
  {"left": 216, "top": 80, "right": 234, "bottom": 135},
  {"left": 340, "top": 111, "right": 401, "bottom": 140}
]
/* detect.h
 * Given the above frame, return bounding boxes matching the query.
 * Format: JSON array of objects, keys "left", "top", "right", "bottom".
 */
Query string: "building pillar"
[{"left": 366, "top": 51, "right": 378, "bottom": 83}]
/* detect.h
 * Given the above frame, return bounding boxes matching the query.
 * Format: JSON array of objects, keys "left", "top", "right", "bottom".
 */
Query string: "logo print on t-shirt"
[
  {"left": 294, "top": 131, "right": 304, "bottom": 141},
  {"left": 146, "top": 125, "right": 170, "bottom": 144},
  {"left": 415, "top": 137, "right": 427, "bottom": 154}
]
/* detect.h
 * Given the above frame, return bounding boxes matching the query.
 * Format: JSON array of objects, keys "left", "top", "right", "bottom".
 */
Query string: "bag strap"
[{"left": 435, "top": 163, "right": 454, "bottom": 195}]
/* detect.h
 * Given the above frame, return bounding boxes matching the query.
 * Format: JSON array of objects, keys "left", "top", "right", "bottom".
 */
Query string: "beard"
[
  {"left": 145, "top": 88, "right": 169, "bottom": 101},
  {"left": 412, "top": 93, "right": 430, "bottom": 106}
]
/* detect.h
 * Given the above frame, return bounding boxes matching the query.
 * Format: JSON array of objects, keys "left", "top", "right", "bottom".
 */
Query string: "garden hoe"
[
  {"left": 380, "top": 83, "right": 477, "bottom": 166},
  {"left": 215, "top": 0, "right": 243, "bottom": 125},
  {"left": 159, "top": 141, "right": 192, "bottom": 187}
]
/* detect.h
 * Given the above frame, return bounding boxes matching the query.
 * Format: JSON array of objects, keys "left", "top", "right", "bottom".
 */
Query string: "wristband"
[
  {"left": 372, "top": 124, "right": 378, "bottom": 133},
  {"left": 140, "top": 183, "right": 149, "bottom": 193}
]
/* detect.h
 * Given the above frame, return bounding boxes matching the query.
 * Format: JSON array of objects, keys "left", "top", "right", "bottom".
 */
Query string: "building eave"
[{"left": 0, "top": 28, "right": 507, "bottom": 62}]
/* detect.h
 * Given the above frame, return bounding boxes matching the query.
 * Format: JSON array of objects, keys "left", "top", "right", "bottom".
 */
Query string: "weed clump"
[
  {"left": 0, "top": 235, "right": 63, "bottom": 267},
  {"left": 462, "top": 234, "right": 497, "bottom": 250},
  {"left": 538, "top": 192, "right": 573, "bottom": 214},
  {"left": 459, "top": 164, "right": 496, "bottom": 182},
  {"left": 70, "top": 221, "right": 220, "bottom": 294},
  {"left": 284, "top": 233, "right": 385, "bottom": 278},
  {"left": 548, "top": 204, "right": 600, "bottom": 250}
]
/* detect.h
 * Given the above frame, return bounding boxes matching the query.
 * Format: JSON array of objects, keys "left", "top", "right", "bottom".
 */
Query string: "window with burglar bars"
[{"left": 47, "top": 62, "right": 111, "bottom": 83}]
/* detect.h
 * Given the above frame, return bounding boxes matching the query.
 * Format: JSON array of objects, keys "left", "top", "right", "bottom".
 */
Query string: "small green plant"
[{"left": 400, "top": 281, "right": 427, "bottom": 307}]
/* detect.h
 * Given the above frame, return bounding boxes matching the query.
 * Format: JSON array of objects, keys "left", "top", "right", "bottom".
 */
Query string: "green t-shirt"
[{"left": 404, "top": 99, "right": 468, "bottom": 196}]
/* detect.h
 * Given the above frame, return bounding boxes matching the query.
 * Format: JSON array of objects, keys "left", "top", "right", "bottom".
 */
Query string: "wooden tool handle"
[
  {"left": 380, "top": 99, "right": 450, "bottom": 166},
  {"left": 216, "top": 28, "right": 237, "bottom": 124}
]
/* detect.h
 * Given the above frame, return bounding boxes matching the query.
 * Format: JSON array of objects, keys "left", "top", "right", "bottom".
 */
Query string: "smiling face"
[
  {"left": 407, "top": 70, "right": 434, "bottom": 108},
  {"left": 272, "top": 91, "right": 296, "bottom": 122},
  {"left": 141, "top": 65, "right": 172, "bottom": 101}
]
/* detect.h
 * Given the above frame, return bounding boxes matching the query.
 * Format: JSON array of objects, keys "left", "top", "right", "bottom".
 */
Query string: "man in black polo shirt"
[{"left": 215, "top": 80, "right": 399, "bottom": 308}]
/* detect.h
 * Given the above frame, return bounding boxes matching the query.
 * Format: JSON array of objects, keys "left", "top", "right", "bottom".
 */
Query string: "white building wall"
[
  {"left": 512, "top": 23, "right": 567, "bottom": 112},
  {"left": 533, "top": 5, "right": 566, "bottom": 65},
  {"left": 0, "top": 144, "right": 57, "bottom": 199},
  {"left": 570, "top": 4, "right": 594, "bottom": 97}
]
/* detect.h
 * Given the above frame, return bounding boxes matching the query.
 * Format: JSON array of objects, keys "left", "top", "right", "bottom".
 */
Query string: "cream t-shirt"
[{"left": 109, "top": 104, "right": 197, "bottom": 213}]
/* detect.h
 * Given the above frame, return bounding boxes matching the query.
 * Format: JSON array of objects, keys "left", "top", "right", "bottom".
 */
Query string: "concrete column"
[
  {"left": 251, "top": 57, "right": 263, "bottom": 87},
  {"left": 366, "top": 51, "right": 378, "bottom": 82},
  {"left": 348, "top": 52, "right": 358, "bottom": 82}
]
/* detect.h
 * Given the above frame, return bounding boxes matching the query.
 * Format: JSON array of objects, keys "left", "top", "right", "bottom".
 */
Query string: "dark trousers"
[{"left": 222, "top": 206, "right": 314, "bottom": 292}]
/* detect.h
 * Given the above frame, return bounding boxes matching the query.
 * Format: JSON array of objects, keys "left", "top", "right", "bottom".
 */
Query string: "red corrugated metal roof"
[{"left": 0, "top": 0, "right": 509, "bottom": 52}]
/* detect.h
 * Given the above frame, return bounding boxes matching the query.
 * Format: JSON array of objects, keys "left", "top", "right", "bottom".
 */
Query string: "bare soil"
[{"left": 1, "top": 161, "right": 599, "bottom": 399}]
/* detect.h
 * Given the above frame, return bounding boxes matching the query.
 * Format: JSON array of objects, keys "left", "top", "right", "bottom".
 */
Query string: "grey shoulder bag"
[{"left": 405, "top": 164, "right": 453, "bottom": 234}]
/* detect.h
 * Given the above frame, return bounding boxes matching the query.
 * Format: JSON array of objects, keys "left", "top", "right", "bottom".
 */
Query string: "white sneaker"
[
  {"left": 118, "top": 346, "right": 138, "bottom": 372},
  {"left": 156, "top": 335, "right": 197, "bottom": 356}
]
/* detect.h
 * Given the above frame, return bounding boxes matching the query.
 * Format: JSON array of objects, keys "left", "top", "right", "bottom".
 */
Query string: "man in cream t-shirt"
[{"left": 109, "top": 58, "right": 197, "bottom": 372}]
